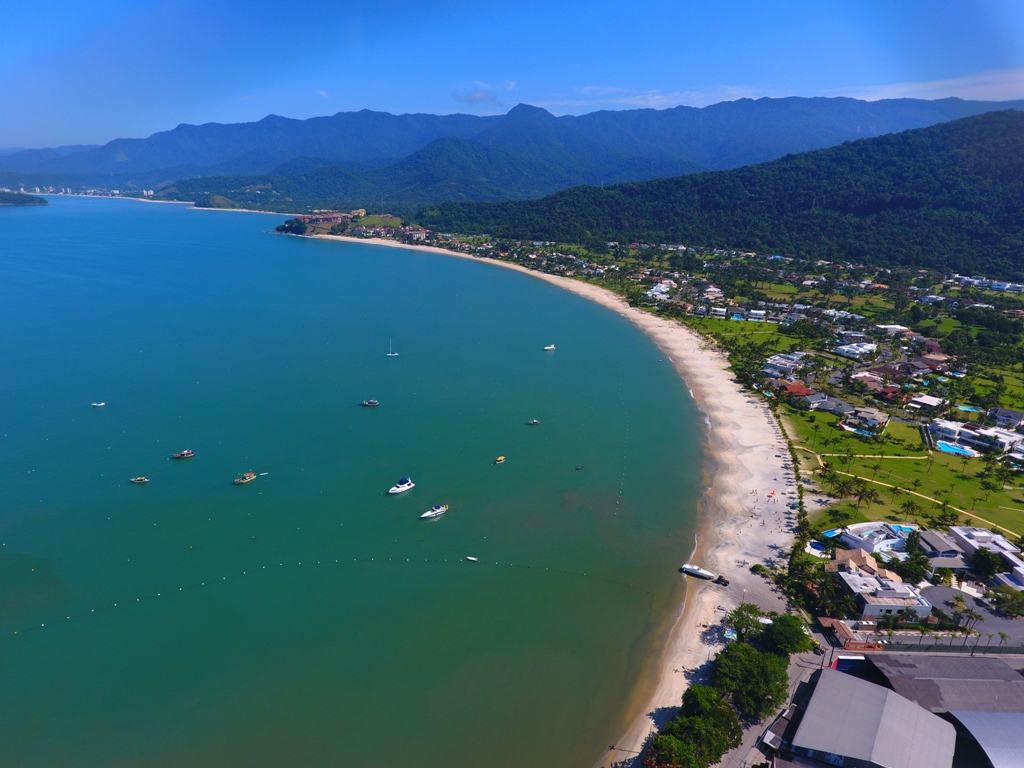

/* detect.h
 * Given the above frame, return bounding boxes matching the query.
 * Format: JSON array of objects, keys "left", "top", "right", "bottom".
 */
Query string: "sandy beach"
[{"left": 312, "top": 234, "right": 813, "bottom": 764}]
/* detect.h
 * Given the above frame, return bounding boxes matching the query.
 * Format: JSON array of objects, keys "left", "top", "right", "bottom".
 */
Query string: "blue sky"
[{"left": 3, "top": 0, "right": 1024, "bottom": 147}]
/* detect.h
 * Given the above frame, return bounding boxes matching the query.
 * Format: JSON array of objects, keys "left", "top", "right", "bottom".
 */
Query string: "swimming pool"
[
  {"left": 890, "top": 525, "right": 915, "bottom": 533},
  {"left": 822, "top": 528, "right": 841, "bottom": 538},
  {"left": 936, "top": 440, "right": 979, "bottom": 457},
  {"left": 956, "top": 405, "right": 981, "bottom": 412}
]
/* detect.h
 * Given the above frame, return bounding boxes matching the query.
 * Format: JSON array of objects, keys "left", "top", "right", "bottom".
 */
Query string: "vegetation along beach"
[{"left": 6, "top": 3, "right": 1024, "bottom": 766}]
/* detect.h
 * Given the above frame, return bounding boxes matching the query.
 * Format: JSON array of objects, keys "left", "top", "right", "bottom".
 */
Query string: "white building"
[
  {"left": 834, "top": 342, "right": 879, "bottom": 360},
  {"left": 839, "top": 522, "right": 913, "bottom": 558},
  {"left": 930, "top": 419, "right": 1024, "bottom": 454},
  {"left": 762, "top": 351, "right": 809, "bottom": 378},
  {"left": 950, "top": 526, "right": 1024, "bottom": 591},
  {"left": 876, "top": 324, "right": 910, "bottom": 336},
  {"left": 836, "top": 570, "right": 932, "bottom": 619}
]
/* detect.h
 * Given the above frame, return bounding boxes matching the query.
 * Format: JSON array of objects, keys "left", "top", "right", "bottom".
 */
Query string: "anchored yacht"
[
  {"left": 388, "top": 477, "right": 415, "bottom": 494},
  {"left": 420, "top": 504, "right": 448, "bottom": 519}
]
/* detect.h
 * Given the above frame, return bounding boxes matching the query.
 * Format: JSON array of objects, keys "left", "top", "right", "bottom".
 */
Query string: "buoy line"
[{"left": 6, "top": 555, "right": 655, "bottom": 637}]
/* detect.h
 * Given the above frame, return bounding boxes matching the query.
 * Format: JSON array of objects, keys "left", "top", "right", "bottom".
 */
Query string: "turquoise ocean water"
[{"left": 0, "top": 197, "right": 703, "bottom": 767}]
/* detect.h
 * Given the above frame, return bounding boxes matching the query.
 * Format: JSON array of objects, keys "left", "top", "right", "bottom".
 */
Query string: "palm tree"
[
  {"left": 890, "top": 486, "right": 904, "bottom": 503},
  {"left": 811, "top": 424, "right": 821, "bottom": 449},
  {"left": 854, "top": 483, "right": 881, "bottom": 509},
  {"left": 870, "top": 461, "right": 884, "bottom": 479},
  {"left": 842, "top": 449, "right": 855, "bottom": 470},
  {"left": 900, "top": 499, "right": 922, "bottom": 518},
  {"left": 999, "top": 631, "right": 1009, "bottom": 647},
  {"left": 834, "top": 477, "right": 855, "bottom": 500}
]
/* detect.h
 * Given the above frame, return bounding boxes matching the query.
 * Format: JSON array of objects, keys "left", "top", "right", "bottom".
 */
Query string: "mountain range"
[
  {"left": 2, "top": 97, "right": 1022, "bottom": 208},
  {"left": 418, "top": 111, "right": 1024, "bottom": 279}
]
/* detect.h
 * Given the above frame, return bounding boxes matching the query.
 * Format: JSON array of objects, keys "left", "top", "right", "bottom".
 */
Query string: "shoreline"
[{"left": 311, "top": 235, "right": 801, "bottom": 763}]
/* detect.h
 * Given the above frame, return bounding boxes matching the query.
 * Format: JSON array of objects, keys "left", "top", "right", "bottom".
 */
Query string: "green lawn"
[
  {"left": 686, "top": 317, "right": 790, "bottom": 352},
  {"left": 782, "top": 404, "right": 1024, "bottom": 535}
]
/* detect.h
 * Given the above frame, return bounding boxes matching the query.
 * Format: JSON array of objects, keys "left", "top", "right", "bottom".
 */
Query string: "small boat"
[
  {"left": 420, "top": 504, "right": 449, "bottom": 519},
  {"left": 172, "top": 449, "right": 194, "bottom": 459},
  {"left": 527, "top": 419, "right": 540, "bottom": 426},
  {"left": 388, "top": 477, "right": 415, "bottom": 494},
  {"left": 575, "top": 465, "right": 584, "bottom": 471},
  {"left": 362, "top": 399, "right": 379, "bottom": 407},
  {"left": 495, "top": 456, "right": 506, "bottom": 464},
  {"left": 680, "top": 564, "right": 715, "bottom": 580},
  {"left": 234, "top": 472, "right": 257, "bottom": 485},
  {"left": 91, "top": 402, "right": 106, "bottom": 408},
  {"left": 129, "top": 476, "right": 149, "bottom": 484},
  {"left": 466, "top": 556, "right": 479, "bottom": 562},
  {"left": 544, "top": 344, "right": 556, "bottom": 351},
  {"left": 386, "top": 339, "right": 399, "bottom": 358}
]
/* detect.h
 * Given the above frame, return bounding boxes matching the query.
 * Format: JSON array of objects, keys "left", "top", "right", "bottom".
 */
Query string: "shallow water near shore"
[{"left": 0, "top": 196, "right": 703, "bottom": 767}]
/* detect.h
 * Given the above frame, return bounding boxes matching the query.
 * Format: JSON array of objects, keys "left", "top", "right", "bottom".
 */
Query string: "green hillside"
[
  {"left": 0, "top": 190, "right": 47, "bottom": 206},
  {"left": 159, "top": 134, "right": 701, "bottom": 211},
  {"left": 418, "top": 111, "right": 1024, "bottom": 279}
]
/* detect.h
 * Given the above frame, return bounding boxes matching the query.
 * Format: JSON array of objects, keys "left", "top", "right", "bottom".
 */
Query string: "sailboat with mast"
[{"left": 386, "top": 339, "right": 399, "bottom": 357}]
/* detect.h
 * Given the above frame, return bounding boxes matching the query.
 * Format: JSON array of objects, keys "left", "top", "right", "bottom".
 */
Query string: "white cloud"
[
  {"left": 825, "top": 68, "right": 1024, "bottom": 102},
  {"left": 452, "top": 80, "right": 504, "bottom": 107},
  {"left": 316, "top": 90, "right": 329, "bottom": 98}
]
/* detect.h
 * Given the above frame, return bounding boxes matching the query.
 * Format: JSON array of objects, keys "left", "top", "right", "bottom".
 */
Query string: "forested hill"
[
  {"left": 418, "top": 111, "right": 1024, "bottom": 279},
  {"left": 1, "top": 96, "right": 1022, "bottom": 192},
  {"left": 0, "top": 191, "right": 47, "bottom": 206}
]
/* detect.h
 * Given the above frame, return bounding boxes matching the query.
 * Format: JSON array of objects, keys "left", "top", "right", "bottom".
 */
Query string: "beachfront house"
[
  {"left": 838, "top": 522, "right": 912, "bottom": 559},
  {"left": 876, "top": 324, "right": 910, "bottom": 336},
  {"left": 844, "top": 406, "right": 890, "bottom": 433},
  {"left": 710, "top": 306, "right": 727, "bottom": 319},
  {"left": 949, "top": 526, "right": 1024, "bottom": 590},
  {"left": 803, "top": 393, "right": 855, "bottom": 417},
  {"left": 834, "top": 342, "right": 879, "bottom": 360},
  {"left": 762, "top": 351, "right": 809, "bottom": 378},
  {"left": 918, "top": 529, "right": 967, "bottom": 573},
  {"left": 909, "top": 394, "right": 945, "bottom": 411},
  {"left": 747, "top": 309, "right": 767, "bottom": 322},
  {"left": 835, "top": 568, "right": 931, "bottom": 620},
  {"left": 988, "top": 407, "right": 1024, "bottom": 430},
  {"left": 930, "top": 419, "right": 1023, "bottom": 454}
]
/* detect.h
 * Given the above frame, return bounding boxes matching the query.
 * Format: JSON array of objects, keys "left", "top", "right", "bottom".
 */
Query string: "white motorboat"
[
  {"left": 466, "top": 556, "right": 479, "bottom": 562},
  {"left": 544, "top": 344, "right": 555, "bottom": 351},
  {"left": 386, "top": 339, "right": 399, "bottom": 357},
  {"left": 420, "top": 504, "right": 448, "bottom": 519},
  {"left": 91, "top": 402, "right": 106, "bottom": 407},
  {"left": 388, "top": 477, "right": 415, "bottom": 494},
  {"left": 680, "top": 563, "right": 715, "bottom": 580}
]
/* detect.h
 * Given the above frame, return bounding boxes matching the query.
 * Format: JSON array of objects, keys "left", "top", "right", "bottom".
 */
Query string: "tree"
[
  {"left": 970, "top": 547, "right": 1004, "bottom": 581},
  {"left": 988, "top": 586, "right": 1024, "bottom": 618},
  {"left": 761, "top": 614, "right": 814, "bottom": 655},
  {"left": 726, "top": 603, "right": 765, "bottom": 642},
  {"left": 853, "top": 483, "right": 881, "bottom": 509},
  {"left": 834, "top": 477, "right": 855, "bottom": 500},
  {"left": 646, "top": 685, "right": 742, "bottom": 768},
  {"left": 900, "top": 498, "right": 922, "bottom": 518},
  {"left": 712, "top": 643, "right": 790, "bottom": 721}
]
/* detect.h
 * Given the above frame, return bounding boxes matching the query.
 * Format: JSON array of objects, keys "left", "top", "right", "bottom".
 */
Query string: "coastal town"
[{"left": 279, "top": 213, "right": 1024, "bottom": 768}]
